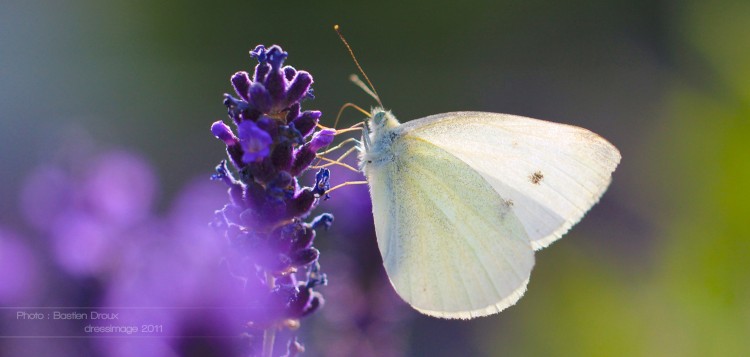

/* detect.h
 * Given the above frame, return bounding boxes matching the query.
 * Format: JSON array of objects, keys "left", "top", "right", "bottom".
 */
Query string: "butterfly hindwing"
[{"left": 365, "top": 134, "right": 535, "bottom": 319}]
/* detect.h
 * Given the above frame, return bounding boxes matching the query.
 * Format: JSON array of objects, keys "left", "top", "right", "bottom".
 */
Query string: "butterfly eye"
[{"left": 373, "top": 112, "right": 386, "bottom": 126}]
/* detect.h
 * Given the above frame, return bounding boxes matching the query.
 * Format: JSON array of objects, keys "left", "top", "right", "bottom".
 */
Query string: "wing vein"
[{"left": 408, "top": 158, "right": 524, "bottom": 305}]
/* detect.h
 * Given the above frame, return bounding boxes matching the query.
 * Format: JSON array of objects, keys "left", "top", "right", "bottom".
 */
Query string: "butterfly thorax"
[{"left": 359, "top": 108, "right": 401, "bottom": 172}]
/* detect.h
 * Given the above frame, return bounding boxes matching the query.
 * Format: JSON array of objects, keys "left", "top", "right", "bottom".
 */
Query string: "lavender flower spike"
[{"left": 211, "top": 44, "right": 334, "bottom": 357}]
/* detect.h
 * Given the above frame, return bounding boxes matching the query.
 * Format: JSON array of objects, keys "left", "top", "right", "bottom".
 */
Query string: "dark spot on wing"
[{"left": 530, "top": 171, "right": 544, "bottom": 185}]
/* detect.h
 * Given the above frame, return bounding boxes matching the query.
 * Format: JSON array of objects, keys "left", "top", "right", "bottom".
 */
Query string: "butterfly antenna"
[
  {"left": 334, "top": 25, "right": 383, "bottom": 108},
  {"left": 349, "top": 74, "right": 379, "bottom": 104},
  {"left": 332, "top": 103, "right": 370, "bottom": 131}
]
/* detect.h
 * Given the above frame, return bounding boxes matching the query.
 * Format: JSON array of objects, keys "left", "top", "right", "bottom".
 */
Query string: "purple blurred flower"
[
  {"left": 20, "top": 150, "right": 157, "bottom": 277},
  {"left": 51, "top": 211, "right": 112, "bottom": 276},
  {"left": 83, "top": 151, "right": 156, "bottom": 227},
  {"left": 211, "top": 45, "right": 333, "bottom": 356},
  {"left": 0, "top": 228, "right": 43, "bottom": 305},
  {"left": 14, "top": 142, "right": 250, "bottom": 355},
  {"left": 97, "top": 178, "right": 244, "bottom": 357}
]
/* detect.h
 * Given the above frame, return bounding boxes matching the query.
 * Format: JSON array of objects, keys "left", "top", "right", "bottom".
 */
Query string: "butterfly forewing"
[{"left": 401, "top": 112, "right": 621, "bottom": 250}]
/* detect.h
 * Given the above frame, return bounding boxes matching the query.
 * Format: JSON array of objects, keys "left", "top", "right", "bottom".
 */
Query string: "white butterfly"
[{"left": 358, "top": 108, "right": 621, "bottom": 319}]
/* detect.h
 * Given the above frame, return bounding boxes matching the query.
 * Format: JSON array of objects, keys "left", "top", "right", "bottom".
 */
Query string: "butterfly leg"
[
  {"left": 311, "top": 122, "right": 363, "bottom": 168},
  {"left": 362, "top": 121, "right": 371, "bottom": 151},
  {"left": 312, "top": 145, "right": 361, "bottom": 173},
  {"left": 317, "top": 137, "right": 361, "bottom": 156},
  {"left": 325, "top": 180, "right": 368, "bottom": 195},
  {"left": 326, "top": 123, "right": 364, "bottom": 135}
]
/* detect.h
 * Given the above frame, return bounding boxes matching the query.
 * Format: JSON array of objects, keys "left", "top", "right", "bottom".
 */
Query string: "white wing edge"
[
  {"left": 398, "top": 111, "right": 619, "bottom": 136},
  {"left": 412, "top": 277, "right": 530, "bottom": 320},
  {"left": 529, "top": 175, "right": 613, "bottom": 250}
]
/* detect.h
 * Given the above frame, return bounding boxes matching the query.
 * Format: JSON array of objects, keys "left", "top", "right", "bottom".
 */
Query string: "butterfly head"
[{"left": 368, "top": 107, "right": 400, "bottom": 132}]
